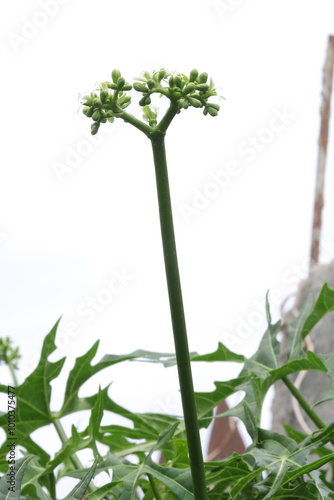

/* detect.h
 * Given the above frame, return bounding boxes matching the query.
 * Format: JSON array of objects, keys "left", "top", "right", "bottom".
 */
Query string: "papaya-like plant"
[{"left": 1, "top": 69, "right": 334, "bottom": 499}]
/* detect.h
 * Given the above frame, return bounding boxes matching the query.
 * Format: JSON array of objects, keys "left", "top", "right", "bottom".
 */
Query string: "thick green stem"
[
  {"left": 150, "top": 132, "right": 208, "bottom": 500},
  {"left": 156, "top": 101, "right": 179, "bottom": 134},
  {"left": 282, "top": 376, "right": 326, "bottom": 429}
]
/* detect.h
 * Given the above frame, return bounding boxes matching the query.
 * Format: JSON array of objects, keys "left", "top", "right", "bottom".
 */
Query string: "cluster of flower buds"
[
  {"left": 81, "top": 68, "right": 221, "bottom": 134},
  {"left": 81, "top": 69, "right": 133, "bottom": 135},
  {"left": 0, "top": 336, "right": 21, "bottom": 368},
  {"left": 170, "top": 69, "right": 220, "bottom": 116},
  {"left": 133, "top": 68, "right": 220, "bottom": 116},
  {"left": 133, "top": 69, "right": 167, "bottom": 106}
]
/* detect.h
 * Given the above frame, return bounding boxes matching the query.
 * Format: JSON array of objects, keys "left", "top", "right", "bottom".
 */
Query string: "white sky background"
[{"left": 1, "top": 0, "right": 334, "bottom": 492}]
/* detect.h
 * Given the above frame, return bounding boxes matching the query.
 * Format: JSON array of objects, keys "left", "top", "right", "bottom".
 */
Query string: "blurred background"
[{"left": 1, "top": 0, "right": 334, "bottom": 491}]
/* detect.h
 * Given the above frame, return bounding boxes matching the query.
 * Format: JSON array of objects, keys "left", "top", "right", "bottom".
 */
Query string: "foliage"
[
  {"left": 2, "top": 69, "right": 334, "bottom": 498},
  {"left": 1, "top": 284, "right": 334, "bottom": 498}
]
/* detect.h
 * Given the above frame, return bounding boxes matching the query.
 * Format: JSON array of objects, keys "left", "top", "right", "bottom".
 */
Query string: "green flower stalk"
[
  {"left": 81, "top": 68, "right": 221, "bottom": 499},
  {"left": 0, "top": 337, "right": 21, "bottom": 386}
]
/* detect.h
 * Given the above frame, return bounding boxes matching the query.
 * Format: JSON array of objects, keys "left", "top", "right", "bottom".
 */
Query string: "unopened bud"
[
  {"left": 174, "top": 76, "right": 183, "bottom": 88},
  {"left": 189, "top": 69, "right": 199, "bottom": 82},
  {"left": 183, "top": 83, "right": 196, "bottom": 95},
  {"left": 195, "top": 83, "right": 210, "bottom": 91},
  {"left": 91, "top": 122, "right": 100, "bottom": 135},
  {"left": 158, "top": 70, "right": 166, "bottom": 80},
  {"left": 133, "top": 83, "right": 148, "bottom": 92},
  {"left": 83, "top": 107, "right": 93, "bottom": 117},
  {"left": 92, "top": 110, "right": 101, "bottom": 121},
  {"left": 187, "top": 96, "right": 202, "bottom": 107},
  {"left": 117, "top": 77, "right": 125, "bottom": 90},
  {"left": 111, "top": 69, "right": 121, "bottom": 84},
  {"left": 100, "top": 90, "right": 109, "bottom": 103},
  {"left": 206, "top": 105, "right": 219, "bottom": 116},
  {"left": 198, "top": 72, "right": 208, "bottom": 83}
]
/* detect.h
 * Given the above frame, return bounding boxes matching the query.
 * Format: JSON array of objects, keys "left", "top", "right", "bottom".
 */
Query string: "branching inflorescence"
[{"left": 81, "top": 68, "right": 221, "bottom": 137}]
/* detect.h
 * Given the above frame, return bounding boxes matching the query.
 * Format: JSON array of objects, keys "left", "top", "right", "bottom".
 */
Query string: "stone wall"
[{"left": 271, "top": 260, "right": 334, "bottom": 433}]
